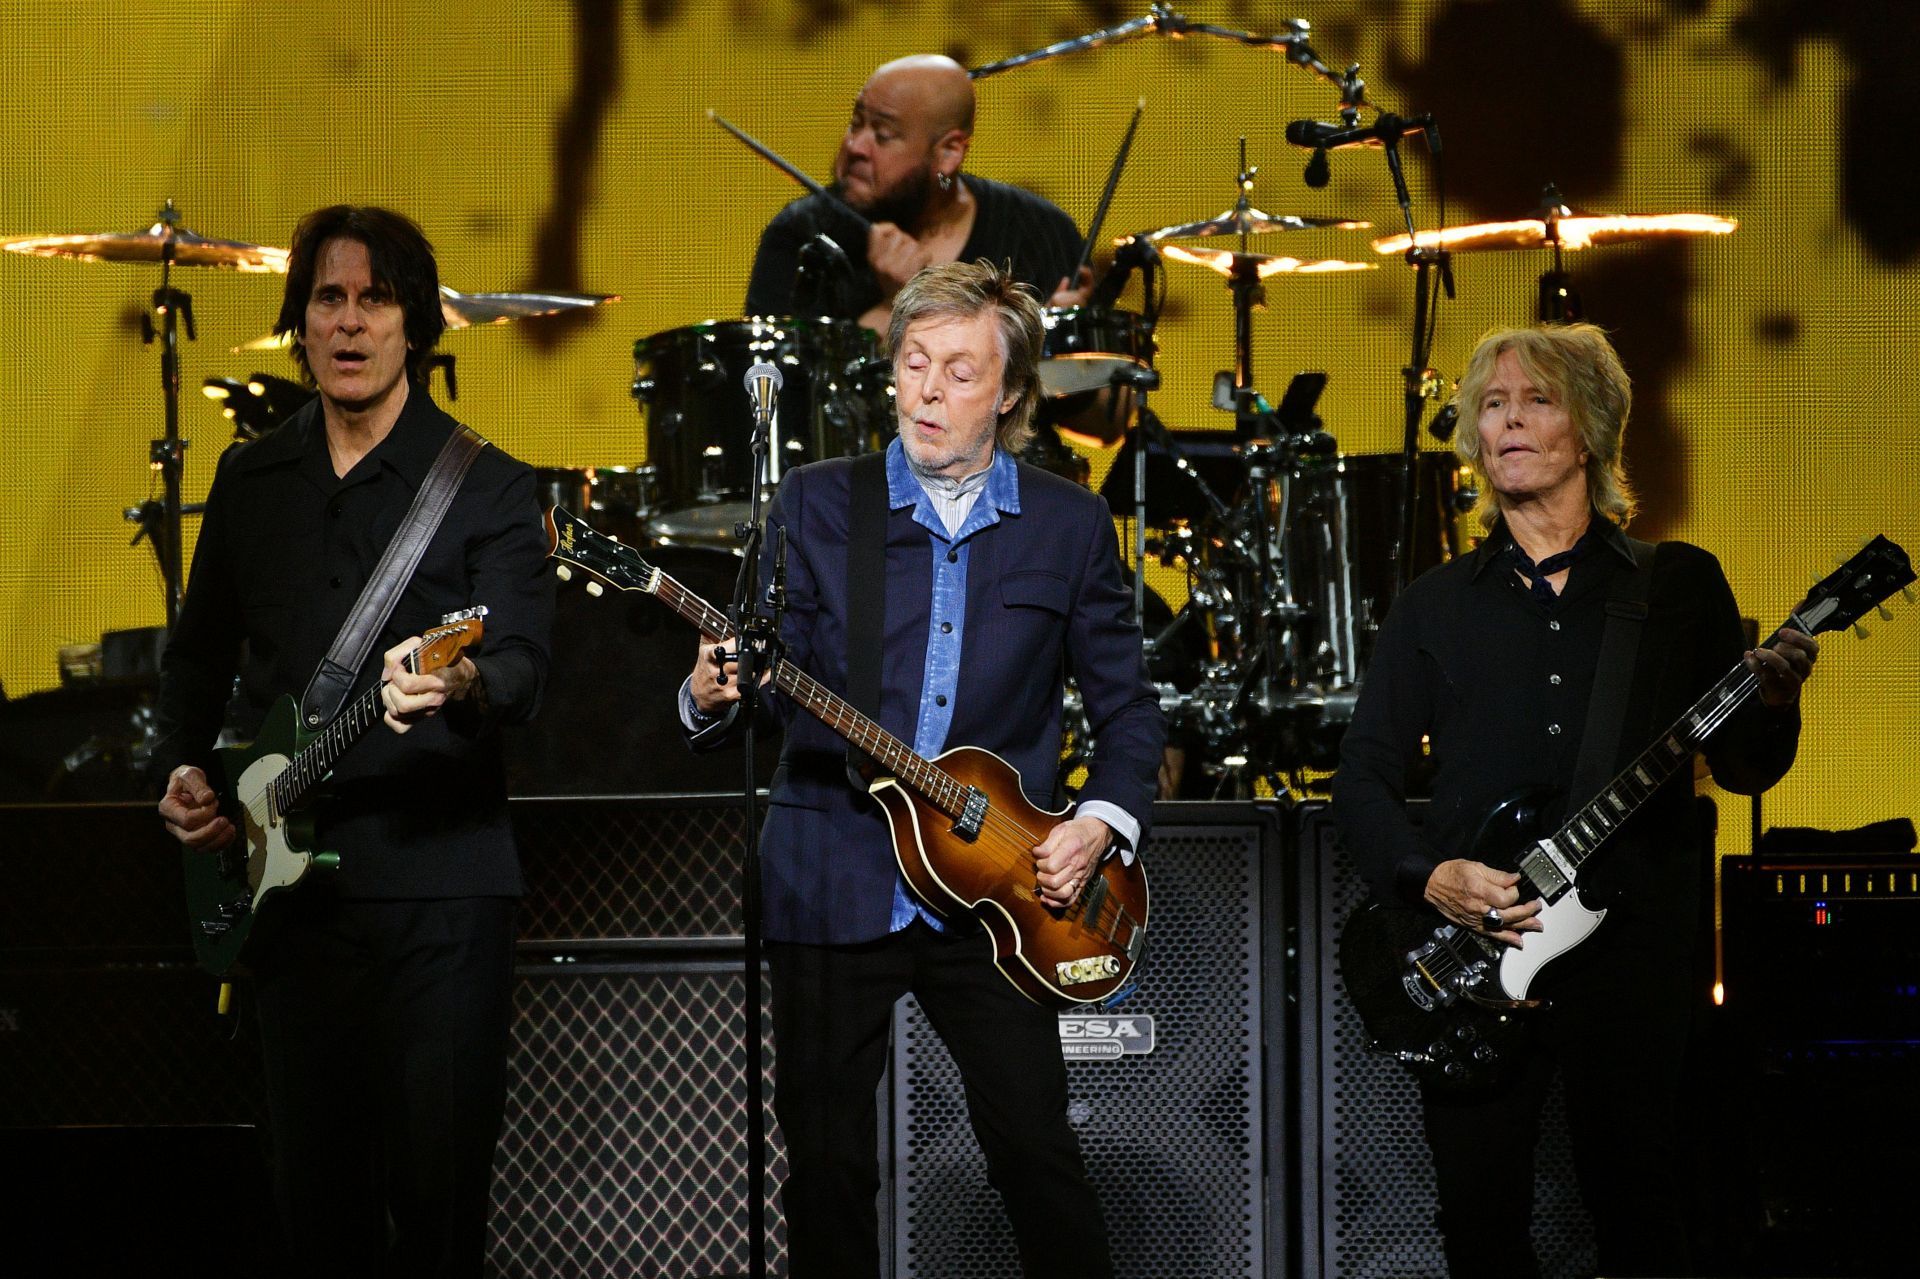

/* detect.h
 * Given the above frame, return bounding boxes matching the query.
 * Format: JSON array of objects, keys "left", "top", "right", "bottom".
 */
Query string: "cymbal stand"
[
  {"left": 1534, "top": 185, "right": 1583, "bottom": 322},
  {"left": 138, "top": 200, "right": 196, "bottom": 627}
]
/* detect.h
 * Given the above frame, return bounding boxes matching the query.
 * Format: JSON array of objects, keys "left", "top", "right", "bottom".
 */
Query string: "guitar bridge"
[{"left": 951, "top": 786, "right": 988, "bottom": 840}]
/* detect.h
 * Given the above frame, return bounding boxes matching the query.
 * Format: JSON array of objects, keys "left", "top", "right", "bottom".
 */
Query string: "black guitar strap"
[
  {"left": 298, "top": 423, "right": 487, "bottom": 730},
  {"left": 1568, "top": 537, "right": 1657, "bottom": 811},
  {"left": 844, "top": 451, "right": 890, "bottom": 782}
]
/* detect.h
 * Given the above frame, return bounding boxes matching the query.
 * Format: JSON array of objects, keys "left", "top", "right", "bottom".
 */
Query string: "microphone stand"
[
  {"left": 1374, "top": 118, "right": 1451, "bottom": 593},
  {"left": 723, "top": 393, "right": 783, "bottom": 1279}
]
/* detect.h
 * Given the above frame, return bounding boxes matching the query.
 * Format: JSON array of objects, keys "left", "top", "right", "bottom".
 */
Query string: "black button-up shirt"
[
  {"left": 154, "top": 385, "right": 554, "bottom": 898},
  {"left": 1333, "top": 515, "right": 1799, "bottom": 923}
]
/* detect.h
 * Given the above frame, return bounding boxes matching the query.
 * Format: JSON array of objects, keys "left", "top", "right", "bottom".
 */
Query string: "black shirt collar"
[
  {"left": 229, "top": 378, "right": 452, "bottom": 491},
  {"left": 1468, "top": 510, "right": 1636, "bottom": 580}
]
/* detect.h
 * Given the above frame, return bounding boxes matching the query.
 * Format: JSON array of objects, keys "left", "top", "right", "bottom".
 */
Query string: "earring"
[{"left": 937, "top": 171, "right": 953, "bottom": 192}]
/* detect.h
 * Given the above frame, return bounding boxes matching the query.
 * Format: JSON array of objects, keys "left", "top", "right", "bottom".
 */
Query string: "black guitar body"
[{"left": 1337, "top": 786, "right": 1563, "bottom": 1093}]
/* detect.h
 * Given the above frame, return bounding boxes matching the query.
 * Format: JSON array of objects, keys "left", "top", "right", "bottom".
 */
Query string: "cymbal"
[
  {"left": 1371, "top": 189, "right": 1737, "bottom": 255},
  {"left": 438, "top": 285, "right": 620, "bottom": 327},
  {"left": 233, "top": 286, "right": 621, "bottom": 351},
  {"left": 1, "top": 221, "right": 288, "bottom": 273},
  {"left": 1142, "top": 206, "right": 1369, "bottom": 241},
  {"left": 1159, "top": 243, "right": 1376, "bottom": 278}
]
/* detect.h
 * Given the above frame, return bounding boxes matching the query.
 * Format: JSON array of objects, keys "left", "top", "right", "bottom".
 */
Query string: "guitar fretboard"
[
  {"left": 265, "top": 644, "right": 448, "bottom": 821},
  {"left": 648, "top": 567, "right": 970, "bottom": 819},
  {"left": 1544, "top": 617, "right": 1798, "bottom": 879}
]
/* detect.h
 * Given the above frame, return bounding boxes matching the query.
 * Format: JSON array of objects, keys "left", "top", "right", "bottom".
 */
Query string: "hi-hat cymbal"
[
  {"left": 1143, "top": 206, "right": 1369, "bottom": 241},
  {"left": 232, "top": 286, "right": 621, "bottom": 351},
  {"left": 1372, "top": 188, "right": 1736, "bottom": 255},
  {"left": 1159, "top": 243, "right": 1376, "bottom": 278},
  {"left": 1, "top": 221, "right": 288, "bottom": 273}
]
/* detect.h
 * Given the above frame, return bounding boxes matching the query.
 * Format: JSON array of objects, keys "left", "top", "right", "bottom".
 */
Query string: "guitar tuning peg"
[
  {"left": 554, "top": 564, "right": 573, "bottom": 582},
  {"left": 585, "top": 580, "right": 604, "bottom": 598},
  {"left": 1903, "top": 587, "right": 1915, "bottom": 605},
  {"left": 1852, "top": 621, "right": 1869, "bottom": 639},
  {"left": 1879, "top": 604, "right": 1894, "bottom": 621},
  {"left": 608, "top": 532, "right": 621, "bottom": 543}
]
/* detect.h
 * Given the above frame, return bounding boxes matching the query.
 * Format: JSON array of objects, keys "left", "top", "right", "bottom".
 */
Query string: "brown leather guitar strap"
[{"left": 298, "top": 424, "right": 487, "bottom": 730}]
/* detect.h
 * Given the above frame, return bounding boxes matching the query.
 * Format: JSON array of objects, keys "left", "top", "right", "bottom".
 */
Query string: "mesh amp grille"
[
  {"left": 489, "top": 963, "right": 787, "bottom": 1278},
  {"left": 1297, "top": 802, "right": 1596, "bottom": 1279},
  {"left": 891, "top": 808, "right": 1277, "bottom": 1279}
]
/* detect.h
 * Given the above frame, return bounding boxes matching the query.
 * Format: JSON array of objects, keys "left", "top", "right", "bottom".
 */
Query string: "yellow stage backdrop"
[{"left": 1, "top": 1, "right": 1913, "bottom": 847}]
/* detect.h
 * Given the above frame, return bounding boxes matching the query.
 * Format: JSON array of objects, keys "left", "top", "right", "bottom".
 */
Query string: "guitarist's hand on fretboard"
[
  {"left": 381, "top": 635, "right": 481, "bottom": 734},
  {"left": 159, "top": 764, "right": 237, "bottom": 853},
  {"left": 1744, "top": 625, "right": 1819, "bottom": 707},
  {"left": 1032, "top": 814, "right": 1113, "bottom": 910},
  {"left": 1424, "top": 858, "right": 1544, "bottom": 947}
]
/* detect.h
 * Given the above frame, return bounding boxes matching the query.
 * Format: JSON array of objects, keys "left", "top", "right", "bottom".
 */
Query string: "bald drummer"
[{"left": 744, "top": 54, "right": 1093, "bottom": 332}]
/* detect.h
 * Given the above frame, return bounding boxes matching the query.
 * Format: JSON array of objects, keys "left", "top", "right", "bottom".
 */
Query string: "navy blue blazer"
[{"left": 696, "top": 451, "right": 1166, "bottom": 945}]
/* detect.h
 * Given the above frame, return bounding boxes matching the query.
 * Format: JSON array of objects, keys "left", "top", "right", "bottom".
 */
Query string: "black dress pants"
[
  {"left": 1419, "top": 925, "right": 1695, "bottom": 1279},
  {"left": 767, "top": 920, "right": 1113, "bottom": 1279},
  {"left": 249, "top": 894, "right": 518, "bottom": 1279}
]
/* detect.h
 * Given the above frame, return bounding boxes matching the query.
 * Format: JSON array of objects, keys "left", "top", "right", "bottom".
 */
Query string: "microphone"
[
  {"left": 1284, "top": 113, "right": 1438, "bottom": 154},
  {"left": 744, "top": 361, "right": 783, "bottom": 428}
]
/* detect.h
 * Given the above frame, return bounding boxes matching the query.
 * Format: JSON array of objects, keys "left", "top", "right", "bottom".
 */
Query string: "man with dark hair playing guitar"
[
  {"left": 153, "top": 205, "right": 552, "bottom": 1278},
  {"left": 682, "top": 259, "right": 1164, "bottom": 1279},
  {"left": 1333, "top": 322, "right": 1825, "bottom": 1278}
]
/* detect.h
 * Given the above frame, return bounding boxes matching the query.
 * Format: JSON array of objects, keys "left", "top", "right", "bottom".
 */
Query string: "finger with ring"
[{"left": 1482, "top": 906, "right": 1502, "bottom": 930}]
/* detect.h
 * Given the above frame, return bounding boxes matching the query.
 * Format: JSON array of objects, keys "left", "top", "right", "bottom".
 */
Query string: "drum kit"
[{"left": 2, "top": 6, "right": 1740, "bottom": 799}]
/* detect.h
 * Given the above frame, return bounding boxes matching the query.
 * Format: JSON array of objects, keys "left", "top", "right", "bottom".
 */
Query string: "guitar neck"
[
  {"left": 1550, "top": 630, "right": 1780, "bottom": 874},
  {"left": 270, "top": 664, "right": 417, "bottom": 817},
  {"left": 649, "top": 568, "right": 968, "bottom": 819}
]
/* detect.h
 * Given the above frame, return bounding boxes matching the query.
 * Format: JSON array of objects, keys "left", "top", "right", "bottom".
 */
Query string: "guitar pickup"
[
  {"left": 1518, "top": 843, "right": 1572, "bottom": 898},
  {"left": 1079, "top": 875, "right": 1108, "bottom": 926},
  {"left": 950, "top": 787, "right": 988, "bottom": 840}
]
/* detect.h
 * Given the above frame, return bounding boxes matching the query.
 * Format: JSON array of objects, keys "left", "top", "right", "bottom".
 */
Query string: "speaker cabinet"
[
  {"left": 889, "top": 802, "right": 1288, "bottom": 1278},
  {"left": 491, "top": 795, "right": 788, "bottom": 1278},
  {"left": 1292, "top": 801, "right": 1596, "bottom": 1279}
]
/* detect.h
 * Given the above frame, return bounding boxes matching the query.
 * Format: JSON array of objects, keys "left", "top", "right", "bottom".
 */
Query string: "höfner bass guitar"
[{"left": 544, "top": 505, "right": 1148, "bottom": 1007}]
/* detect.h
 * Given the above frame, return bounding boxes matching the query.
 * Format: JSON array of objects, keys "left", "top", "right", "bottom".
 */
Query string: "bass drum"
[
  {"left": 632, "top": 316, "right": 890, "bottom": 522},
  {"left": 1279, "top": 450, "right": 1477, "bottom": 709}
]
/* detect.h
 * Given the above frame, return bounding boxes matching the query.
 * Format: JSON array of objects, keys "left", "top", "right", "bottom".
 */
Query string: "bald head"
[
  {"left": 834, "top": 54, "right": 978, "bottom": 223},
  {"left": 866, "top": 54, "right": 975, "bottom": 138}
]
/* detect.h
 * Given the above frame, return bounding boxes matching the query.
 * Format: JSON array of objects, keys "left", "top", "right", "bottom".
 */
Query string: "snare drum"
[
  {"left": 1038, "top": 306, "right": 1153, "bottom": 399},
  {"left": 632, "top": 316, "right": 887, "bottom": 518}
]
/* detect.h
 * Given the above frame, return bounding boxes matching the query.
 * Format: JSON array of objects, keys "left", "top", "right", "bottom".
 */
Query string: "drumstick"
[
  {"left": 1075, "top": 99, "right": 1145, "bottom": 281},
  {"left": 708, "top": 109, "right": 871, "bottom": 230}
]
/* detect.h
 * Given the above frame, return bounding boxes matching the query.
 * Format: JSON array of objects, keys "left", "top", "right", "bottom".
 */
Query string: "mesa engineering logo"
[{"left": 1057, "top": 1014, "right": 1156, "bottom": 1059}]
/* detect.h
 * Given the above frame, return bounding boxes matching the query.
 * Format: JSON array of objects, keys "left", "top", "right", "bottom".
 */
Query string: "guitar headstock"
[
  {"left": 1790, "top": 535, "right": 1915, "bottom": 637},
  {"left": 544, "top": 505, "right": 659, "bottom": 595},
  {"left": 412, "top": 609, "right": 487, "bottom": 675}
]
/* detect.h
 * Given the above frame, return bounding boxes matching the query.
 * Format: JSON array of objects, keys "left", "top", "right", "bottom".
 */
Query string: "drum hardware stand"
[
  {"left": 137, "top": 201, "right": 197, "bottom": 628},
  {"left": 1532, "top": 184, "right": 1585, "bottom": 322}
]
